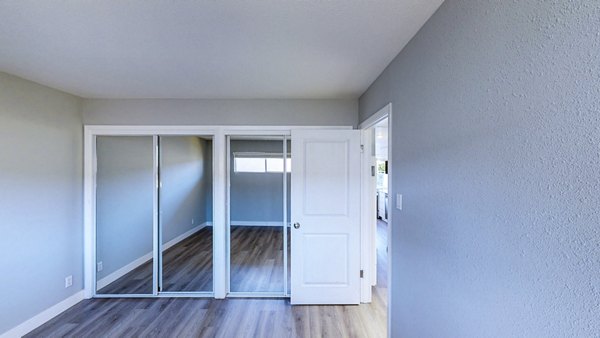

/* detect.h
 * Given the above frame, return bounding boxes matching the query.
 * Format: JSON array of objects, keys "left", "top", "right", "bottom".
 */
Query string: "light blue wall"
[
  {"left": 230, "top": 140, "right": 291, "bottom": 223},
  {"left": 95, "top": 136, "right": 154, "bottom": 282},
  {"left": 359, "top": 0, "right": 600, "bottom": 336},
  {"left": 160, "top": 136, "right": 212, "bottom": 243},
  {"left": 0, "top": 72, "right": 83, "bottom": 334}
]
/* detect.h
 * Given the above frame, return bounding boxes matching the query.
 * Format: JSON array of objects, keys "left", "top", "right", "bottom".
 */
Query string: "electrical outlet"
[
  {"left": 65, "top": 275, "right": 73, "bottom": 288},
  {"left": 97, "top": 261, "right": 103, "bottom": 272}
]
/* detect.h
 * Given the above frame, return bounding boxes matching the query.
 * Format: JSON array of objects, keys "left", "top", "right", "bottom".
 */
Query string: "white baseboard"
[
  {"left": 231, "top": 221, "right": 291, "bottom": 227},
  {"left": 0, "top": 290, "right": 84, "bottom": 338},
  {"left": 97, "top": 222, "right": 208, "bottom": 290}
]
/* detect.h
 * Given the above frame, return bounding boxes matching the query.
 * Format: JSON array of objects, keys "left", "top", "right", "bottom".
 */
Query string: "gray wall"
[
  {"left": 0, "top": 72, "right": 83, "bottom": 333},
  {"left": 230, "top": 140, "right": 291, "bottom": 223},
  {"left": 82, "top": 98, "right": 358, "bottom": 127},
  {"left": 359, "top": 0, "right": 600, "bottom": 337},
  {"left": 160, "top": 136, "right": 212, "bottom": 243},
  {"left": 95, "top": 136, "right": 154, "bottom": 282}
]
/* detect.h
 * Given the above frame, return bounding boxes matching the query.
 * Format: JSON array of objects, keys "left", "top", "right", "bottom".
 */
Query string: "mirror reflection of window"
[
  {"left": 234, "top": 153, "right": 291, "bottom": 173},
  {"left": 376, "top": 160, "right": 388, "bottom": 190}
]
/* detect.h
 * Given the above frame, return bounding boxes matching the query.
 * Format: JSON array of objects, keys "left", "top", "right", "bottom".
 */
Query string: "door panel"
[
  {"left": 291, "top": 129, "right": 361, "bottom": 304},
  {"left": 303, "top": 141, "right": 349, "bottom": 215}
]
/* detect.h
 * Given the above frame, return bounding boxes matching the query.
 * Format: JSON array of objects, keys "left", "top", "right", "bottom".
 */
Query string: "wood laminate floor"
[
  {"left": 27, "top": 222, "right": 388, "bottom": 337},
  {"left": 230, "top": 226, "right": 286, "bottom": 293}
]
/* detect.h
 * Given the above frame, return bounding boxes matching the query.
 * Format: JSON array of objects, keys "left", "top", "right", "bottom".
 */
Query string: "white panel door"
[{"left": 291, "top": 129, "right": 361, "bottom": 304}]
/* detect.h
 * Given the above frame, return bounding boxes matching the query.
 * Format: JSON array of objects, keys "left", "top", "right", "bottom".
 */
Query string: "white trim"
[
  {"left": 212, "top": 130, "right": 227, "bottom": 299},
  {"left": 230, "top": 221, "right": 290, "bottom": 227},
  {"left": 387, "top": 104, "right": 393, "bottom": 338},
  {"left": 360, "top": 127, "right": 375, "bottom": 303},
  {"left": 97, "top": 223, "right": 208, "bottom": 291},
  {"left": 233, "top": 152, "right": 291, "bottom": 158},
  {"left": 83, "top": 125, "right": 351, "bottom": 136},
  {"left": 223, "top": 125, "right": 352, "bottom": 135},
  {"left": 155, "top": 135, "right": 162, "bottom": 296},
  {"left": 359, "top": 103, "right": 392, "bottom": 310},
  {"left": 282, "top": 135, "right": 289, "bottom": 296},
  {"left": 359, "top": 104, "right": 391, "bottom": 129},
  {"left": 225, "top": 135, "right": 232, "bottom": 295},
  {"left": 83, "top": 130, "right": 95, "bottom": 299},
  {"left": 155, "top": 292, "right": 214, "bottom": 298},
  {"left": 0, "top": 291, "right": 84, "bottom": 338},
  {"left": 93, "top": 293, "right": 214, "bottom": 299},
  {"left": 227, "top": 292, "right": 288, "bottom": 298}
]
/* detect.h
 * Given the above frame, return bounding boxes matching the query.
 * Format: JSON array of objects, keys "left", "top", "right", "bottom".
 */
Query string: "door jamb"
[{"left": 359, "top": 103, "right": 392, "bottom": 313}]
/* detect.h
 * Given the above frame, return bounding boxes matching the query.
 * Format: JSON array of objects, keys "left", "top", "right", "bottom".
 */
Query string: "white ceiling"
[{"left": 0, "top": 0, "right": 443, "bottom": 99}]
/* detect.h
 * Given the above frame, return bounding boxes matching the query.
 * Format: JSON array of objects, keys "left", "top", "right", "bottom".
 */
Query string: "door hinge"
[
  {"left": 371, "top": 165, "right": 376, "bottom": 177},
  {"left": 360, "top": 270, "right": 364, "bottom": 278},
  {"left": 360, "top": 144, "right": 364, "bottom": 153}
]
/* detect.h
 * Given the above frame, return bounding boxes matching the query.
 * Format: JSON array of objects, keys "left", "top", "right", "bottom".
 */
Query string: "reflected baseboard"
[{"left": 96, "top": 222, "right": 210, "bottom": 290}]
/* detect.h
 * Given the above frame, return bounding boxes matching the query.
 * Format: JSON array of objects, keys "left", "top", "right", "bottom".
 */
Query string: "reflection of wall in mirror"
[{"left": 96, "top": 136, "right": 212, "bottom": 284}]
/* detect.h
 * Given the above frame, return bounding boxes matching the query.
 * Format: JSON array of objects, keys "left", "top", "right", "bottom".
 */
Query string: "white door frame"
[
  {"left": 359, "top": 103, "right": 392, "bottom": 311},
  {"left": 83, "top": 125, "right": 351, "bottom": 299}
]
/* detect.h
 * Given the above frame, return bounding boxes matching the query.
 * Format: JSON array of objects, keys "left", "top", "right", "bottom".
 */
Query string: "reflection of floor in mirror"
[
  {"left": 97, "top": 225, "right": 289, "bottom": 294},
  {"left": 29, "top": 222, "right": 388, "bottom": 337},
  {"left": 97, "top": 227, "right": 214, "bottom": 294}
]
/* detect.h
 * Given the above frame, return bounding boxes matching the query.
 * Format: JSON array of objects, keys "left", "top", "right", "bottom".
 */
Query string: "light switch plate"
[{"left": 396, "top": 194, "right": 402, "bottom": 210}]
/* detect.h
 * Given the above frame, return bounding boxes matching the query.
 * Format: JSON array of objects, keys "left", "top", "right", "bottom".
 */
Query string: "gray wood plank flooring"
[
  {"left": 230, "top": 226, "right": 284, "bottom": 293},
  {"left": 26, "top": 222, "right": 387, "bottom": 337}
]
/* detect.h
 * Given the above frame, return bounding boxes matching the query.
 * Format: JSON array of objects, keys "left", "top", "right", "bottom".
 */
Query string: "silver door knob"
[{"left": 293, "top": 222, "right": 301, "bottom": 229}]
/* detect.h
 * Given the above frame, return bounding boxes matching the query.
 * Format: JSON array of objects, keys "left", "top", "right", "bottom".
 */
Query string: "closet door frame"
[{"left": 83, "top": 125, "right": 351, "bottom": 299}]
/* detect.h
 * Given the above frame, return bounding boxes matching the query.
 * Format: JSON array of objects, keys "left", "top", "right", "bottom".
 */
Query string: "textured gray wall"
[
  {"left": 359, "top": 0, "right": 600, "bottom": 336},
  {"left": 82, "top": 98, "right": 358, "bottom": 127},
  {"left": 95, "top": 136, "right": 154, "bottom": 283},
  {"left": 160, "top": 136, "right": 212, "bottom": 243},
  {"left": 0, "top": 72, "right": 83, "bottom": 333},
  {"left": 230, "top": 140, "right": 291, "bottom": 223}
]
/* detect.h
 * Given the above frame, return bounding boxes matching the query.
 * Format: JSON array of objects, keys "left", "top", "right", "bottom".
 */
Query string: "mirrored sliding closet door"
[
  {"left": 158, "top": 136, "right": 214, "bottom": 293},
  {"left": 95, "top": 136, "right": 155, "bottom": 296}
]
